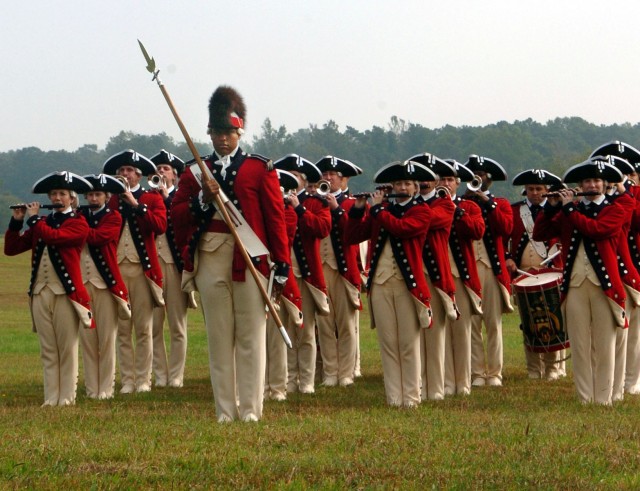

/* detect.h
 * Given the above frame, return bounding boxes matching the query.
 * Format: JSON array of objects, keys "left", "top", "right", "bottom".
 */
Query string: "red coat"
[
  {"left": 80, "top": 206, "right": 131, "bottom": 319},
  {"left": 162, "top": 189, "right": 184, "bottom": 272},
  {"left": 108, "top": 188, "right": 166, "bottom": 300},
  {"left": 172, "top": 151, "right": 290, "bottom": 281},
  {"left": 626, "top": 185, "right": 640, "bottom": 284},
  {"left": 449, "top": 197, "right": 485, "bottom": 312},
  {"left": 5, "top": 212, "right": 94, "bottom": 329},
  {"left": 293, "top": 192, "right": 331, "bottom": 293},
  {"left": 612, "top": 191, "right": 640, "bottom": 306},
  {"left": 346, "top": 199, "right": 432, "bottom": 312},
  {"left": 330, "top": 194, "right": 365, "bottom": 289},
  {"left": 282, "top": 203, "right": 303, "bottom": 325},
  {"left": 419, "top": 194, "right": 456, "bottom": 300},
  {"left": 533, "top": 193, "right": 633, "bottom": 326},
  {"left": 507, "top": 200, "right": 563, "bottom": 270},
  {"left": 464, "top": 193, "right": 513, "bottom": 296}
]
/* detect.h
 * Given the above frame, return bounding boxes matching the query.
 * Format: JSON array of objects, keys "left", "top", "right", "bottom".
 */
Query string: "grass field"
[{"left": 2, "top": 237, "right": 640, "bottom": 489}]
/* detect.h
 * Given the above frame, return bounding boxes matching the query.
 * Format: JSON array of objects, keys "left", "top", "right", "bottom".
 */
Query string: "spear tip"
[{"left": 137, "top": 39, "right": 156, "bottom": 74}]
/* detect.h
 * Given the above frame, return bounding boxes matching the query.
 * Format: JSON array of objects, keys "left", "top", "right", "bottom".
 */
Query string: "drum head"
[{"left": 513, "top": 271, "right": 562, "bottom": 288}]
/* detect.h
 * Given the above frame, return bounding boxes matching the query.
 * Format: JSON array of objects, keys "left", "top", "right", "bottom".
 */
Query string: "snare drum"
[{"left": 512, "top": 268, "right": 569, "bottom": 353}]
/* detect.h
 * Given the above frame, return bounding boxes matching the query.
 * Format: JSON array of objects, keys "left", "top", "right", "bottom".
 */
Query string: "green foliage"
[{"left": 248, "top": 116, "right": 640, "bottom": 197}]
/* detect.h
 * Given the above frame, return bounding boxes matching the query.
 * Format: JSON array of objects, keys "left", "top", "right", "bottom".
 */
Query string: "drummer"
[
  {"left": 506, "top": 169, "right": 564, "bottom": 381},
  {"left": 533, "top": 159, "right": 631, "bottom": 405}
]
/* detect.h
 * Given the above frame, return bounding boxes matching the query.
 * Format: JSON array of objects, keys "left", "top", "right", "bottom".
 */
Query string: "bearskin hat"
[{"left": 208, "top": 86, "right": 246, "bottom": 133}]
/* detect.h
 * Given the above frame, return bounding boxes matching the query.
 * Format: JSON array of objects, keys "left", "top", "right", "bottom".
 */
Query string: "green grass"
[{"left": 2, "top": 237, "right": 640, "bottom": 489}]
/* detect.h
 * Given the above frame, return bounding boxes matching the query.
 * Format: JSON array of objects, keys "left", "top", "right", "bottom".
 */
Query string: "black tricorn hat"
[
  {"left": 208, "top": 86, "right": 246, "bottom": 132},
  {"left": 314, "top": 156, "right": 363, "bottom": 177},
  {"left": 374, "top": 160, "right": 437, "bottom": 184},
  {"left": 32, "top": 171, "right": 93, "bottom": 194},
  {"left": 276, "top": 169, "right": 300, "bottom": 192},
  {"left": 512, "top": 169, "right": 563, "bottom": 187},
  {"left": 82, "top": 174, "right": 127, "bottom": 194},
  {"left": 407, "top": 153, "right": 456, "bottom": 178},
  {"left": 563, "top": 159, "right": 624, "bottom": 183},
  {"left": 150, "top": 150, "right": 185, "bottom": 175},
  {"left": 590, "top": 140, "right": 640, "bottom": 166},
  {"left": 273, "top": 154, "right": 322, "bottom": 183},
  {"left": 589, "top": 154, "right": 635, "bottom": 176},
  {"left": 464, "top": 155, "right": 508, "bottom": 181},
  {"left": 103, "top": 149, "right": 157, "bottom": 176},
  {"left": 443, "top": 159, "right": 475, "bottom": 182}
]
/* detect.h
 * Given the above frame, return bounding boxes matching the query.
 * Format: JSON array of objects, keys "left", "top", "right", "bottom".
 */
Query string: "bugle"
[
  {"left": 466, "top": 175, "right": 483, "bottom": 192},
  {"left": 435, "top": 186, "right": 451, "bottom": 198},
  {"left": 148, "top": 174, "right": 167, "bottom": 189},
  {"left": 316, "top": 179, "right": 331, "bottom": 195},
  {"left": 281, "top": 188, "right": 295, "bottom": 204},
  {"left": 417, "top": 183, "right": 450, "bottom": 198},
  {"left": 115, "top": 175, "right": 131, "bottom": 192}
]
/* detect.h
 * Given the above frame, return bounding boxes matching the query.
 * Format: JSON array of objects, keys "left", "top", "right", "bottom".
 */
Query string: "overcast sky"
[{"left": 2, "top": 0, "right": 640, "bottom": 153}]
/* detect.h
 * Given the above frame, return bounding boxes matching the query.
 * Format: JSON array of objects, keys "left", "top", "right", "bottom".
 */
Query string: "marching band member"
[
  {"left": 172, "top": 86, "right": 290, "bottom": 422},
  {"left": 587, "top": 152, "right": 640, "bottom": 401},
  {"left": 346, "top": 160, "right": 433, "bottom": 407},
  {"left": 273, "top": 155, "right": 331, "bottom": 394},
  {"left": 410, "top": 154, "right": 457, "bottom": 401},
  {"left": 78, "top": 174, "right": 131, "bottom": 400},
  {"left": 441, "top": 160, "right": 485, "bottom": 396},
  {"left": 335, "top": 172, "right": 367, "bottom": 379},
  {"left": 463, "top": 155, "right": 514, "bottom": 387},
  {"left": 315, "top": 156, "right": 364, "bottom": 387},
  {"left": 5, "top": 171, "right": 94, "bottom": 406},
  {"left": 589, "top": 142, "right": 640, "bottom": 397},
  {"left": 150, "top": 150, "right": 193, "bottom": 389},
  {"left": 264, "top": 169, "right": 304, "bottom": 401},
  {"left": 104, "top": 150, "right": 167, "bottom": 394},
  {"left": 506, "top": 169, "right": 564, "bottom": 381},
  {"left": 533, "top": 159, "right": 631, "bottom": 405},
  {"left": 341, "top": 178, "right": 369, "bottom": 380}
]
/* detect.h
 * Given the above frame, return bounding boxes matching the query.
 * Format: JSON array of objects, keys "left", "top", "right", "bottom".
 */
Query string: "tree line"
[{"left": 2, "top": 116, "right": 640, "bottom": 227}]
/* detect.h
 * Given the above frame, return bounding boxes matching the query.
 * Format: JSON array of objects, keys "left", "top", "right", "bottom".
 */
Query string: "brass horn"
[
  {"left": 435, "top": 186, "right": 451, "bottom": 198},
  {"left": 147, "top": 174, "right": 167, "bottom": 189},
  {"left": 115, "top": 175, "right": 131, "bottom": 192},
  {"left": 316, "top": 179, "right": 331, "bottom": 195},
  {"left": 466, "top": 174, "right": 483, "bottom": 192},
  {"left": 281, "top": 187, "right": 295, "bottom": 204}
]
